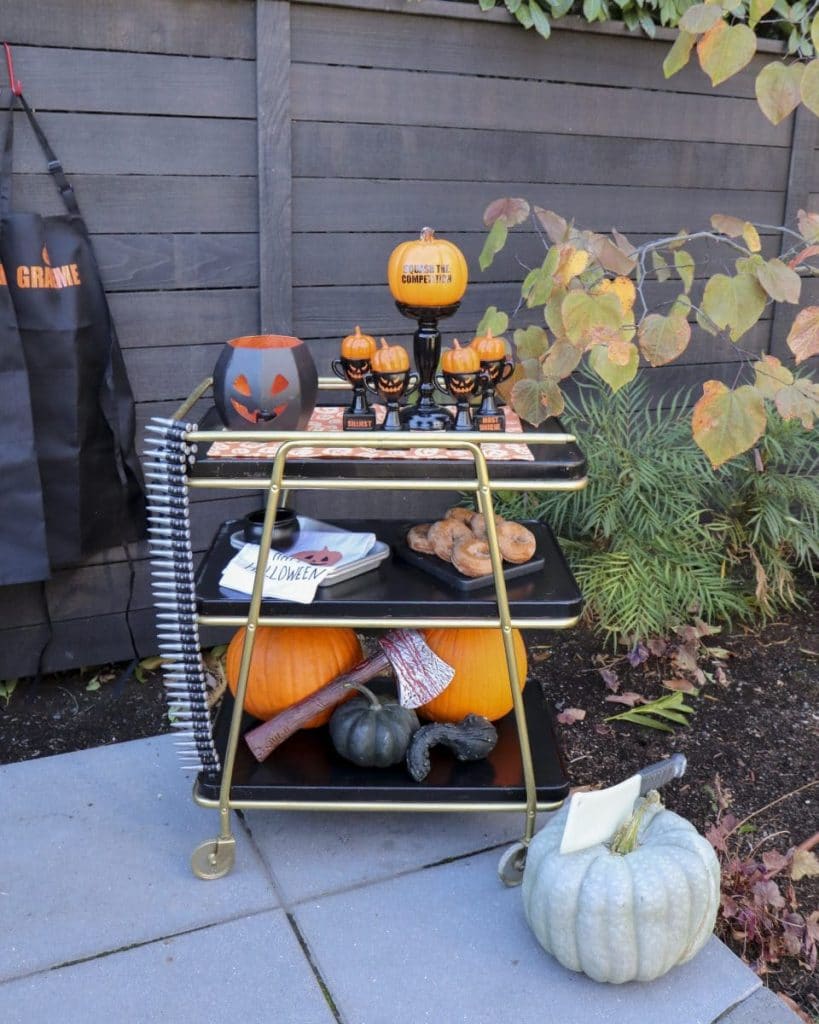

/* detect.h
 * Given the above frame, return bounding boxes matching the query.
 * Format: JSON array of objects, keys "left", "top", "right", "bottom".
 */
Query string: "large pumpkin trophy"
[{"left": 387, "top": 227, "right": 468, "bottom": 431}]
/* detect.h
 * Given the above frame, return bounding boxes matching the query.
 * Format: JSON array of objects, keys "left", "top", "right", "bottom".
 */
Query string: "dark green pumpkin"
[{"left": 329, "top": 684, "right": 420, "bottom": 767}]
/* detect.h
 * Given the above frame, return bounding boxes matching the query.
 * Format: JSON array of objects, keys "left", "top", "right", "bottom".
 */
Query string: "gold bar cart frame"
[{"left": 174, "top": 380, "right": 586, "bottom": 882}]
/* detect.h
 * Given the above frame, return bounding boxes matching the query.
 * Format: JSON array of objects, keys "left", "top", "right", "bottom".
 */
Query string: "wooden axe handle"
[{"left": 244, "top": 650, "right": 390, "bottom": 762}]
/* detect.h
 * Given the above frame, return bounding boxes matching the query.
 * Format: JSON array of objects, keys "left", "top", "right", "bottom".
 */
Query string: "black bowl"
[{"left": 242, "top": 507, "right": 300, "bottom": 549}]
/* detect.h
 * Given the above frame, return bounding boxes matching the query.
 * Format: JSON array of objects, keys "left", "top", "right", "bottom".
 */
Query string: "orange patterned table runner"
[{"left": 207, "top": 406, "right": 534, "bottom": 462}]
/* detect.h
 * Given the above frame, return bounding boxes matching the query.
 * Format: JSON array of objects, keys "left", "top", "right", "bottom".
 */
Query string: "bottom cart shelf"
[{"left": 194, "top": 681, "right": 570, "bottom": 808}]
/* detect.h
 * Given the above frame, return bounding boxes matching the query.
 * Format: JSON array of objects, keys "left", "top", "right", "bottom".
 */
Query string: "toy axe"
[{"left": 244, "top": 628, "right": 454, "bottom": 762}]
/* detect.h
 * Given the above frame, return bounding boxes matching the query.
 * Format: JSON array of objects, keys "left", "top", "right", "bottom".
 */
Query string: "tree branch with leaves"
[{"left": 478, "top": 199, "right": 818, "bottom": 466}]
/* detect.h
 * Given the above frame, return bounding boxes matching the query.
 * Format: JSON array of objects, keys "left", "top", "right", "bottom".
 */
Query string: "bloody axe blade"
[{"left": 243, "top": 628, "right": 454, "bottom": 763}]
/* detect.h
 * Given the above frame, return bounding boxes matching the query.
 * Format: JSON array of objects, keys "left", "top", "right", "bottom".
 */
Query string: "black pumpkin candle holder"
[
  {"left": 394, "top": 301, "right": 460, "bottom": 431},
  {"left": 365, "top": 369, "right": 419, "bottom": 431},
  {"left": 331, "top": 356, "right": 377, "bottom": 431},
  {"left": 435, "top": 369, "right": 481, "bottom": 432},
  {"left": 473, "top": 359, "right": 514, "bottom": 432}
]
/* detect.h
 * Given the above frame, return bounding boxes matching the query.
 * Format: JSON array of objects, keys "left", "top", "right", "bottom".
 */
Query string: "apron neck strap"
[
  {"left": 0, "top": 92, "right": 81, "bottom": 217},
  {"left": 0, "top": 93, "right": 14, "bottom": 217}
]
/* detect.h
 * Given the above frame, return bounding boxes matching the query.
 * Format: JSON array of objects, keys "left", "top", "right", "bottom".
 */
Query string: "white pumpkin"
[{"left": 521, "top": 794, "right": 720, "bottom": 984}]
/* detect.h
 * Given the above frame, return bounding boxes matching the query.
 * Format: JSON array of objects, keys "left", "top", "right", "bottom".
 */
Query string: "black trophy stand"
[{"left": 395, "top": 301, "right": 460, "bottom": 431}]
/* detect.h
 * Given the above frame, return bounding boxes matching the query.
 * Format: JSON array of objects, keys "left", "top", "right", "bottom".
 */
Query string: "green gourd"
[
  {"left": 521, "top": 793, "right": 720, "bottom": 984},
  {"left": 329, "top": 684, "right": 420, "bottom": 768}
]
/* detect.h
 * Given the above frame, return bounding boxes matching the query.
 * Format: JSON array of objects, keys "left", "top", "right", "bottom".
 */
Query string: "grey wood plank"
[
  {"left": 257, "top": 0, "right": 294, "bottom": 333},
  {"left": 293, "top": 231, "right": 782, "bottom": 287},
  {"left": 291, "top": 3, "right": 763, "bottom": 100},
  {"left": 292, "top": 180, "right": 784, "bottom": 236},
  {"left": 124, "top": 343, "right": 226, "bottom": 402},
  {"left": 290, "top": 64, "right": 790, "bottom": 147},
  {"left": 7, "top": 111, "right": 256, "bottom": 176},
  {"left": 13, "top": 175, "right": 257, "bottom": 234},
  {"left": 771, "top": 107, "right": 819, "bottom": 360},
  {"left": 11, "top": 46, "right": 255, "bottom": 117},
  {"left": 1, "top": 0, "right": 254, "bottom": 58},
  {"left": 110, "top": 289, "right": 259, "bottom": 349},
  {"left": 94, "top": 234, "right": 258, "bottom": 292},
  {"left": 292, "top": 122, "right": 789, "bottom": 192}
]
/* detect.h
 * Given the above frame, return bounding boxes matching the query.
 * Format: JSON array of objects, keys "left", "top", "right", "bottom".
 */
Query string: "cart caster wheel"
[
  {"left": 498, "top": 841, "right": 527, "bottom": 887},
  {"left": 191, "top": 836, "right": 236, "bottom": 880}
]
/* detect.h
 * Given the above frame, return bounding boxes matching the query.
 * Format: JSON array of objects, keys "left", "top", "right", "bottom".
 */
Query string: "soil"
[{"left": 1, "top": 593, "right": 816, "bottom": 1017}]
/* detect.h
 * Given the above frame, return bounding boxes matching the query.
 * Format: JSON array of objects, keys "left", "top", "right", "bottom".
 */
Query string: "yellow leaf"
[
  {"left": 775, "top": 378, "right": 819, "bottom": 428},
  {"left": 749, "top": 0, "right": 775, "bottom": 28},
  {"left": 561, "top": 290, "right": 623, "bottom": 349},
  {"left": 741, "top": 222, "right": 762, "bottom": 253},
  {"left": 607, "top": 336, "right": 637, "bottom": 366},
  {"left": 756, "top": 258, "right": 801, "bottom": 303},
  {"left": 691, "top": 381, "right": 767, "bottom": 467},
  {"left": 554, "top": 246, "right": 590, "bottom": 285},
  {"left": 813, "top": 12, "right": 819, "bottom": 51},
  {"left": 664, "top": 30, "right": 696, "bottom": 78},
  {"left": 786, "top": 305, "right": 819, "bottom": 363},
  {"left": 588, "top": 340, "right": 639, "bottom": 392},
  {"left": 752, "top": 355, "right": 793, "bottom": 399},
  {"left": 797, "top": 208, "right": 819, "bottom": 243},
  {"left": 711, "top": 213, "right": 746, "bottom": 237},
  {"left": 674, "top": 250, "right": 695, "bottom": 293},
  {"left": 791, "top": 849, "right": 819, "bottom": 881},
  {"left": 800, "top": 59, "right": 819, "bottom": 117},
  {"left": 595, "top": 275, "right": 637, "bottom": 315},
  {"left": 701, "top": 272, "right": 768, "bottom": 342},
  {"left": 697, "top": 21, "right": 756, "bottom": 87},
  {"left": 755, "top": 62, "right": 804, "bottom": 125},
  {"left": 680, "top": 4, "right": 723, "bottom": 32},
  {"left": 638, "top": 314, "right": 692, "bottom": 366}
]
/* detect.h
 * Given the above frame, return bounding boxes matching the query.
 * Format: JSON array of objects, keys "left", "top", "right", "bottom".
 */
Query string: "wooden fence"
[{"left": 0, "top": 0, "right": 815, "bottom": 676}]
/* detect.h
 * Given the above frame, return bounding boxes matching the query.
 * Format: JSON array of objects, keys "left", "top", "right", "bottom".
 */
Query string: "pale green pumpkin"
[{"left": 521, "top": 795, "right": 720, "bottom": 984}]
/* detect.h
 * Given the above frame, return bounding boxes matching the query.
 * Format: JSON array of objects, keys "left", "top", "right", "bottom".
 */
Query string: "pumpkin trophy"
[
  {"left": 470, "top": 329, "right": 514, "bottom": 432},
  {"left": 387, "top": 227, "right": 468, "bottom": 430},
  {"left": 331, "top": 326, "right": 378, "bottom": 430},
  {"left": 213, "top": 334, "right": 318, "bottom": 430},
  {"left": 365, "top": 339, "right": 418, "bottom": 431},
  {"left": 436, "top": 339, "right": 481, "bottom": 431}
]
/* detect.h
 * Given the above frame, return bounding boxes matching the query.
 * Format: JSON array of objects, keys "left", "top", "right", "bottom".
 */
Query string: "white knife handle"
[{"left": 638, "top": 753, "right": 687, "bottom": 795}]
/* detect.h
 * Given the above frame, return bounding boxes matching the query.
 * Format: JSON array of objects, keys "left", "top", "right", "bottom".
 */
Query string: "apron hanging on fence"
[{"left": 0, "top": 88, "right": 146, "bottom": 585}]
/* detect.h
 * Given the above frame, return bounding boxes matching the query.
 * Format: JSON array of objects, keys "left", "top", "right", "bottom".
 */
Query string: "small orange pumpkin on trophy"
[
  {"left": 470, "top": 328, "right": 513, "bottom": 432},
  {"left": 365, "top": 339, "right": 418, "bottom": 431}
]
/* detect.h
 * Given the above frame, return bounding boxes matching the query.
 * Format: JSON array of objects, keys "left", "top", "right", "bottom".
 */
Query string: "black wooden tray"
[{"left": 393, "top": 519, "right": 545, "bottom": 591}]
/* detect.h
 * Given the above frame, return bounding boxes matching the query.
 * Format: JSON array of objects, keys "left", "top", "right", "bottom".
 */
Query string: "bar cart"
[{"left": 147, "top": 377, "right": 587, "bottom": 883}]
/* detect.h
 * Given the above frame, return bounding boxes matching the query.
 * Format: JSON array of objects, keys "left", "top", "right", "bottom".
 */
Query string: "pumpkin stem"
[
  {"left": 343, "top": 681, "right": 383, "bottom": 709},
  {"left": 379, "top": 337, "right": 389, "bottom": 349},
  {"left": 420, "top": 226, "right": 435, "bottom": 241},
  {"left": 609, "top": 791, "right": 662, "bottom": 855},
  {"left": 453, "top": 338, "right": 462, "bottom": 349}
]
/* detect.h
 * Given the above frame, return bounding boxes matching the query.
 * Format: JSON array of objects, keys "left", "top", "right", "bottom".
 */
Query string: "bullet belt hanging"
[{"left": 145, "top": 418, "right": 220, "bottom": 774}]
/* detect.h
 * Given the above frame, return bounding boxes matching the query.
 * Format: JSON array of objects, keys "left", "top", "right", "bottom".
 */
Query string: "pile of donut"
[{"left": 406, "top": 507, "right": 537, "bottom": 578}]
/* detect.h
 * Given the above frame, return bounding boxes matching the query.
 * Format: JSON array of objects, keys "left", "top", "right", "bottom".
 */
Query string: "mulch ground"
[{"left": 1, "top": 591, "right": 816, "bottom": 1016}]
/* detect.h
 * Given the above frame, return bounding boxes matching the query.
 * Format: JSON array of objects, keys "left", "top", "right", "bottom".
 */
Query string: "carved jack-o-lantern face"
[
  {"left": 213, "top": 334, "right": 319, "bottom": 431},
  {"left": 374, "top": 371, "right": 408, "bottom": 396},
  {"left": 294, "top": 546, "right": 343, "bottom": 566}
]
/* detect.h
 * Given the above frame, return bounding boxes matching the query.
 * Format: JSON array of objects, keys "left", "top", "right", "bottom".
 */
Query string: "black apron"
[{"left": 0, "top": 93, "right": 146, "bottom": 585}]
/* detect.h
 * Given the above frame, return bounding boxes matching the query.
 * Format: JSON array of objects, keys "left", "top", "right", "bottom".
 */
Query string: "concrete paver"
[
  {"left": 0, "top": 910, "right": 336, "bottom": 1024},
  {"left": 0, "top": 735, "right": 277, "bottom": 982}
]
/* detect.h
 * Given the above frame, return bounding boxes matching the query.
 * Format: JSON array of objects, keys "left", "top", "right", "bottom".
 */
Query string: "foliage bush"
[{"left": 493, "top": 372, "right": 818, "bottom": 644}]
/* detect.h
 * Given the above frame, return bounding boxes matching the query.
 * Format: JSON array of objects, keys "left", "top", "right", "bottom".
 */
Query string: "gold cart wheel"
[
  {"left": 191, "top": 836, "right": 236, "bottom": 880},
  {"left": 498, "top": 841, "right": 527, "bottom": 886}
]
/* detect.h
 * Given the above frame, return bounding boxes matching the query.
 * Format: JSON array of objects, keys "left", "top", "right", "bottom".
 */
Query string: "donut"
[
  {"left": 469, "top": 512, "right": 505, "bottom": 539},
  {"left": 451, "top": 537, "right": 492, "bottom": 578},
  {"left": 498, "top": 521, "right": 537, "bottom": 564},
  {"left": 406, "top": 523, "right": 434, "bottom": 554},
  {"left": 445, "top": 506, "right": 475, "bottom": 525},
  {"left": 427, "top": 519, "right": 473, "bottom": 562}
]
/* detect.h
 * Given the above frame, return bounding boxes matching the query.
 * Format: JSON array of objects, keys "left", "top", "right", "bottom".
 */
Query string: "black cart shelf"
[{"left": 149, "top": 382, "right": 586, "bottom": 882}]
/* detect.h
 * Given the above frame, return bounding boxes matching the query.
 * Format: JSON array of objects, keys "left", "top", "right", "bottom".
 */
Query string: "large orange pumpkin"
[
  {"left": 418, "top": 628, "right": 527, "bottom": 723},
  {"left": 225, "top": 626, "right": 363, "bottom": 726},
  {"left": 387, "top": 227, "right": 468, "bottom": 307}
]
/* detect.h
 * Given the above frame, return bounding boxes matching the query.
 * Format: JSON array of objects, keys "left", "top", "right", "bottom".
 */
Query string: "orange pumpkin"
[
  {"left": 387, "top": 227, "right": 468, "bottom": 307},
  {"left": 225, "top": 626, "right": 363, "bottom": 726},
  {"left": 418, "top": 628, "right": 527, "bottom": 723},
  {"left": 441, "top": 339, "right": 480, "bottom": 374},
  {"left": 341, "top": 325, "right": 377, "bottom": 361},
  {"left": 370, "top": 337, "right": 410, "bottom": 373},
  {"left": 470, "top": 328, "right": 507, "bottom": 362}
]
